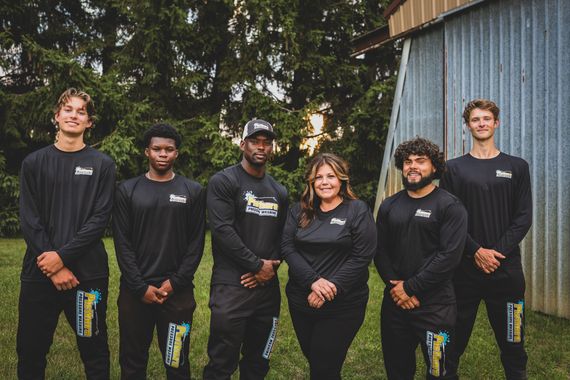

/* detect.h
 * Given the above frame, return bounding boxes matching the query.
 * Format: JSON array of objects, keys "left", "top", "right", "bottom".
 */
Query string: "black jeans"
[
  {"left": 289, "top": 304, "right": 366, "bottom": 380},
  {"left": 203, "top": 284, "right": 281, "bottom": 380},
  {"left": 381, "top": 297, "right": 458, "bottom": 380},
  {"left": 17, "top": 278, "right": 110, "bottom": 380},
  {"left": 448, "top": 267, "right": 528, "bottom": 380},
  {"left": 117, "top": 283, "right": 196, "bottom": 380}
]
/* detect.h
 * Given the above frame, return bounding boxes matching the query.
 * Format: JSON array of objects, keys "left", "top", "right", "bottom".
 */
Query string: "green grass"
[{"left": 1, "top": 237, "right": 569, "bottom": 379}]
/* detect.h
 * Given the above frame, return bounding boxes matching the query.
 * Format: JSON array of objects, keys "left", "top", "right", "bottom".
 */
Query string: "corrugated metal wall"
[
  {"left": 444, "top": 0, "right": 570, "bottom": 318},
  {"left": 381, "top": 0, "right": 570, "bottom": 318},
  {"left": 385, "top": 26, "right": 445, "bottom": 196},
  {"left": 387, "top": 0, "right": 472, "bottom": 38}
]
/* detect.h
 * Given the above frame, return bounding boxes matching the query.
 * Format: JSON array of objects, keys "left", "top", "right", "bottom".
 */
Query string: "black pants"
[
  {"left": 289, "top": 304, "right": 366, "bottom": 380},
  {"left": 448, "top": 267, "right": 527, "bottom": 380},
  {"left": 381, "top": 297, "right": 457, "bottom": 380},
  {"left": 16, "top": 278, "right": 110, "bottom": 380},
  {"left": 117, "top": 284, "right": 196, "bottom": 380},
  {"left": 203, "top": 284, "right": 281, "bottom": 380}
]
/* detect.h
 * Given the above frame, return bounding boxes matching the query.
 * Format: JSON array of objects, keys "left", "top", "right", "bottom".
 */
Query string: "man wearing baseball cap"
[{"left": 203, "top": 119, "right": 288, "bottom": 379}]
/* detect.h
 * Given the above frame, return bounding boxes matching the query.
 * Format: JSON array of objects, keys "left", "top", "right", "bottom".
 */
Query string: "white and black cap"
[{"left": 242, "top": 119, "right": 276, "bottom": 140}]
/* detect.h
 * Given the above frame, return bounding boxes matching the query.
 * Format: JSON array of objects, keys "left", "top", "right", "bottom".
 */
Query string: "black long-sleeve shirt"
[
  {"left": 282, "top": 199, "right": 376, "bottom": 313},
  {"left": 112, "top": 175, "right": 206, "bottom": 298},
  {"left": 375, "top": 187, "right": 467, "bottom": 305},
  {"left": 207, "top": 164, "right": 288, "bottom": 287},
  {"left": 440, "top": 152, "right": 533, "bottom": 274},
  {"left": 19, "top": 145, "right": 115, "bottom": 282}
]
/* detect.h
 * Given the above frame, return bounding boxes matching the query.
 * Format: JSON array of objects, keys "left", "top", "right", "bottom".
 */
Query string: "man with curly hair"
[
  {"left": 375, "top": 137, "right": 467, "bottom": 379},
  {"left": 440, "top": 99, "right": 532, "bottom": 379}
]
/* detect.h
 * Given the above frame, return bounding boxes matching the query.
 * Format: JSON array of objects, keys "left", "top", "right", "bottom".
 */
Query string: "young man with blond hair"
[
  {"left": 441, "top": 99, "right": 532, "bottom": 379},
  {"left": 17, "top": 88, "right": 115, "bottom": 379}
]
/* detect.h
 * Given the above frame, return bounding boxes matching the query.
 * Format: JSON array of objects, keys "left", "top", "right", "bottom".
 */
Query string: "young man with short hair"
[
  {"left": 18, "top": 88, "right": 115, "bottom": 379},
  {"left": 441, "top": 99, "right": 532, "bottom": 379},
  {"left": 203, "top": 119, "right": 288, "bottom": 380},
  {"left": 113, "top": 124, "right": 206, "bottom": 379},
  {"left": 375, "top": 137, "right": 468, "bottom": 380}
]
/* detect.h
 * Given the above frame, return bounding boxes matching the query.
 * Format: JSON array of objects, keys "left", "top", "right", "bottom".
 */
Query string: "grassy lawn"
[{"left": 0, "top": 236, "right": 569, "bottom": 379}]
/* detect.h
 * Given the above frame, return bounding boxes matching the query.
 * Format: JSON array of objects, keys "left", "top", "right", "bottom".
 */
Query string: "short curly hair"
[
  {"left": 143, "top": 124, "right": 182, "bottom": 148},
  {"left": 394, "top": 137, "right": 445, "bottom": 179}
]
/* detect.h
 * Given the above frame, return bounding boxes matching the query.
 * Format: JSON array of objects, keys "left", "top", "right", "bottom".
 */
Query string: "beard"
[{"left": 401, "top": 171, "right": 435, "bottom": 191}]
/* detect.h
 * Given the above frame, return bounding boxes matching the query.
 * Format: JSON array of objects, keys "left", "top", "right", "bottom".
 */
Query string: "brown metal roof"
[
  {"left": 352, "top": 0, "right": 486, "bottom": 55},
  {"left": 351, "top": 25, "right": 391, "bottom": 57},
  {"left": 383, "top": 0, "right": 407, "bottom": 19}
]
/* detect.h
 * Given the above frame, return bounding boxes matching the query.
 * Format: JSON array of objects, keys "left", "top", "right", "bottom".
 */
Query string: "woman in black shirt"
[{"left": 281, "top": 153, "right": 377, "bottom": 380}]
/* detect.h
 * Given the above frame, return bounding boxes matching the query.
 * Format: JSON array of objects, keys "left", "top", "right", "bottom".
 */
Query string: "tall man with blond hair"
[
  {"left": 441, "top": 99, "right": 532, "bottom": 379},
  {"left": 18, "top": 88, "right": 115, "bottom": 379}
]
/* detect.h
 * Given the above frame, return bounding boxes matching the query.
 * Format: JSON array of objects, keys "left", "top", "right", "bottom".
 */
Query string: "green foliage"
[
  {"left": 268, "top": 159, "right": 306, "bottom": 202},
  {"left": 0, "top": 154, "right": 19, "bottom": 236},
  {"left": 320, "top": 74, "right": 398, "bottom": 205},
  {"left": 0, "top": 0, "right": 397, "bottom": 236}
]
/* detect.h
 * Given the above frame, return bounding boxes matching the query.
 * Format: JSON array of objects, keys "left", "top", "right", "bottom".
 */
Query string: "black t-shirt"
[
  {"left": 19, "top": 145, "right": 115, "bottom": 282},
  {"left": 207, "top": 164, "right": 288, "bottom": 287},
  {"left": 282, "top": 199, "right": 376, "bottom": 313},
  {"left": 440, "top": 152, "right": 532, "bottom": 275},
  {"left": 112, "top": 174, "right": 206, "bottom": 298},
  {"left": 375, "top": 187, "right": 467, "bottom": 305}
]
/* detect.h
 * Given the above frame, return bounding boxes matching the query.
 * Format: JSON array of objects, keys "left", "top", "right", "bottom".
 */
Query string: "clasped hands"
[
  {"left": 389, "top": 280, "right": 420, "bottom": 310},
  {"left": 141, "top": 279, "right": 173, "bottom": 304},
  {"left": 474, "top": 247, "right": 505, "bottom": 274},
  {"left": 307, "top": 278, "right": 337, "bottom": 309},
  {"left": 240, "top": 259, "right": 281, "bottom": 289},
  {"left": 37, "top": 251, "right": 79, "bottom": 291}
]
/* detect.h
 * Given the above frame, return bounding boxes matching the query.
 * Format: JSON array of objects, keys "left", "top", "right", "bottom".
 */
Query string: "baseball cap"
[{"left": 242, "top": 119, "right": 276, "bottom": 140}]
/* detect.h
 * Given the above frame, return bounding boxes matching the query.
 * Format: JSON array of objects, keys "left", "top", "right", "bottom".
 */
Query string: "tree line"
[{"left": 0, "top": 0, "right": 398, "bottom": 236}]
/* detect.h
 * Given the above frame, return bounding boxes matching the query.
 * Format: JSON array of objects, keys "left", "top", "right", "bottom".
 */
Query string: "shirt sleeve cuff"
[{"left": 403, "top": 280, "right": 416, "bottom": 297}]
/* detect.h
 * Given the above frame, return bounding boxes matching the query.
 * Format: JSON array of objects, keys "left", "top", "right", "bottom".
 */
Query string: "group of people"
[{"left": 16, "top": 88, "right": 532, "bottom": 380}]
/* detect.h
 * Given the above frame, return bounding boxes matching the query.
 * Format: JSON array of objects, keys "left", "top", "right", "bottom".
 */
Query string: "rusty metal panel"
[{"left": 443, "top": 0, "right": 570, "bottom": 318}]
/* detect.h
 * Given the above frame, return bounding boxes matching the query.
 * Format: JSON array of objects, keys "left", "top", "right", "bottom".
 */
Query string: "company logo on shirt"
[
  {"left": 426, "top": 330, "right": 449, "bottom": 377},
  {"left": 165, "top": 322, "right": 190, "bottom": 368},
  {"left": 262, "top": 317, "right": 279, "bottom": 359},
  {"left": 330, "top": 218, "right": 346, "bottom": 226},
  {"left": 75, "top": 166, "right": 93, "bottom": 176},
  {"left": 169, "top": 194, "right": 187, "bottom": 204},
  {"left": 76, "top": 289, "right": 101, "bottom": 338},
  {"left": 507, "top": 300, "right": 524, "bottom": 343},
  {"left": 415, "top": 209, "right": 432, "bottom": 218},
  {"left": 496, "top": 170, "right": 512, "bottom": 179},
  {"left": 243, "top": 191, "right": 279, "bottom": 217}
]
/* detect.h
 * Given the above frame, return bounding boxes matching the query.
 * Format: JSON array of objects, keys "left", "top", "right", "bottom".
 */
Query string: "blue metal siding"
[
  {"left": 443, "top": 0, "right": 570, "bottom": 319},
  {"left": 381, "top": 0, "right": 570, "bottom": 318},
  {"left": 386, "top": 26, "right": 445, "bottom": 194}
]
